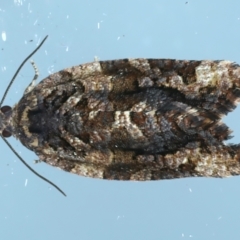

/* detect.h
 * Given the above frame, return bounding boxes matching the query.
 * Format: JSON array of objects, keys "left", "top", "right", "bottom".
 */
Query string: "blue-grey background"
[{"left": 1, "top": 1, "right": 240, "bottom": 239}]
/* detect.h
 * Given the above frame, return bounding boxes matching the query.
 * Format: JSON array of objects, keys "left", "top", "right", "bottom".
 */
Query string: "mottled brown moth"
[{"left": 2, "top": 36, "right": 240, "bottom": 196}]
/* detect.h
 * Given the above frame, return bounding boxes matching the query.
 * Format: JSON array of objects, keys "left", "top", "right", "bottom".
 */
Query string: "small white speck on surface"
[
  {"left": 189, "top": 188, "right": 192, "bottom": 192},
  {"left": 36, "top": 38, "right": 42, "bottom": 46},
  {"left": 97, "top": 22, "right": 100, "bottom": 29},
  {"left": 47, "top": 65, "right": 55, "bottom": 74},
  {"left": 28, "top": 3, "right": 32, "bottom": 13},
  {"left": 25, "top": 179, "right": 28, "bottom": 186},
  {"left": 14, "top": 0, "right": 23, "bottom": 6},
  {"left": 2, "top": 31, "right": 6, "bottom": 41},
  {"left": 116, "top": 215, "right": 125, "bottom": 220}
]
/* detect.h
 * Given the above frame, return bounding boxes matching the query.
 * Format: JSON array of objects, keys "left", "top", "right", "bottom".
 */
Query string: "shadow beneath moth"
[{"left": 2, "top": 36, "right": 240, "bottom": 196}]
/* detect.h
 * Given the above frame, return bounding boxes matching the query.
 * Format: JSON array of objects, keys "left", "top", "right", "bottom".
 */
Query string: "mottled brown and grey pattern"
[{"left": 2, "top": 58, "right": 240, "bottom": 180}]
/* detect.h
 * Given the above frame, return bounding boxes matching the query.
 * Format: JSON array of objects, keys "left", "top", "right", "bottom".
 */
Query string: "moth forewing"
[
  {"left": 11, "top": 58, "right": 240, "bottom": 181},
  {"left": 2, "top": 38, "right": 240, "bottom": 196}
]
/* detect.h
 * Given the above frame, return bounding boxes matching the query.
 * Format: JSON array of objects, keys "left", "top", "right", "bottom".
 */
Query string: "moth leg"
[
  {"left": 24, "top": 60, "right": 39, "bottom": 95},
  {"left": 59, "top": 126, "right": 90, "bottom": 151},
  {"left": 58, "top": 92, "right": 83, "bottom": 115}
]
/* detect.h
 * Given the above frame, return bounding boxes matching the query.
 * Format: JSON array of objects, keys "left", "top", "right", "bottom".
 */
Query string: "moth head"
[{"left": 0, "top": 105, "right": 12, "bottom": 137}]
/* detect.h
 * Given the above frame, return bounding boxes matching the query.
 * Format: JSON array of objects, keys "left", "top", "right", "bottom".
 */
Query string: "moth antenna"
[
  {"left": 24, "top": 60, "right": 39, "bottom": 95},
  {"left": 0, "top": 35, "right": 67, "bottom": 196},
  {"left": 1, "top": 137, "right": 66, "bottom": 196},
  {"left": 0, "top": 35, "right": 48, "bottom": 107}
]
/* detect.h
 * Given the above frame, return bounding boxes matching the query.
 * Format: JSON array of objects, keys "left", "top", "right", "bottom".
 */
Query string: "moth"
[{"left": 2, "top": 36, "right": 240, "bottom": 196}]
